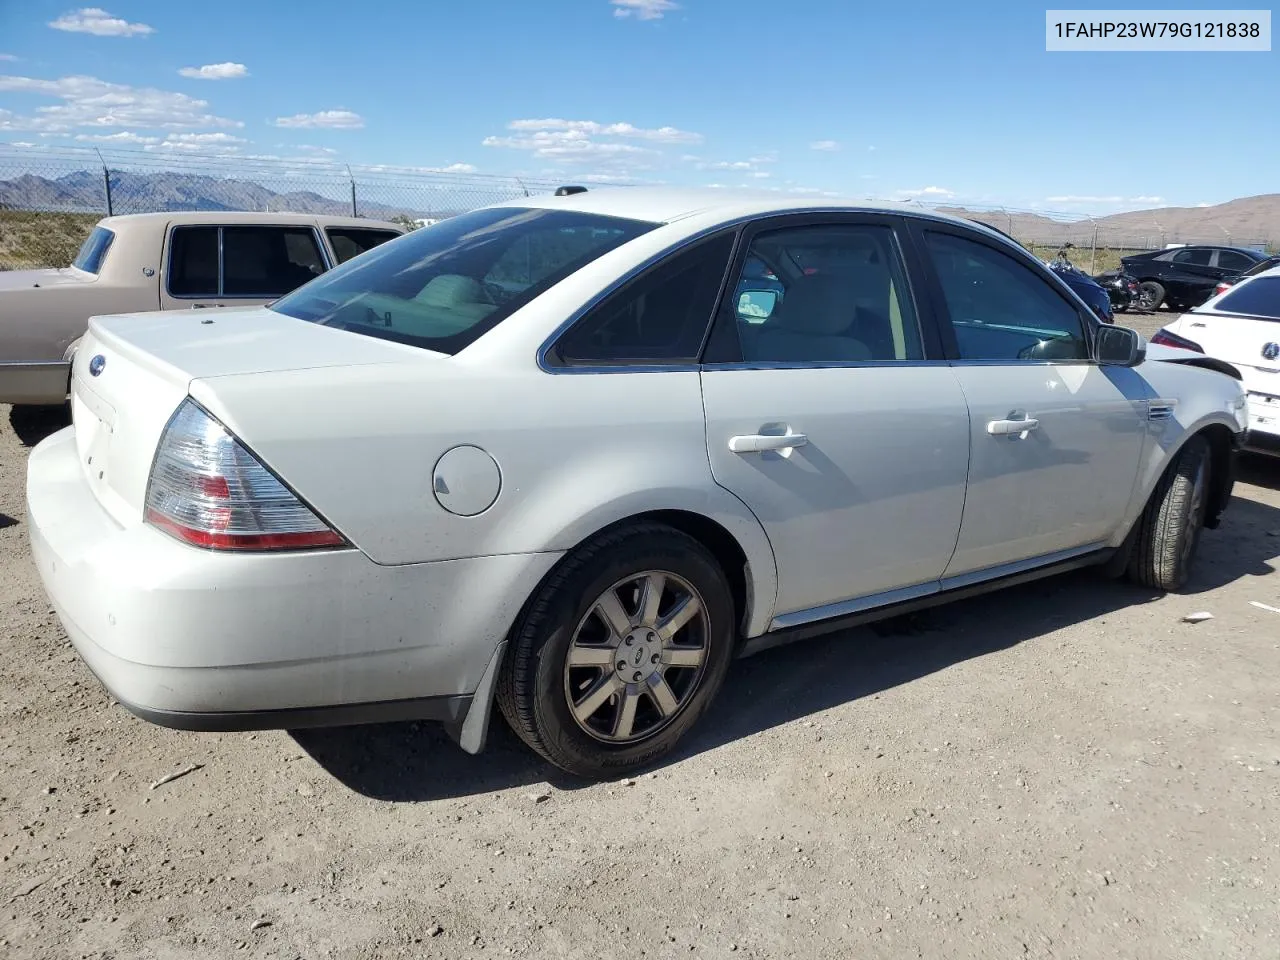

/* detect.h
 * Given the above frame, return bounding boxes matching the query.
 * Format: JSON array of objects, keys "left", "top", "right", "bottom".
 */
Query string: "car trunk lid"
[{"left": 70, "top": 306, "right": 437, "bottom": 525}]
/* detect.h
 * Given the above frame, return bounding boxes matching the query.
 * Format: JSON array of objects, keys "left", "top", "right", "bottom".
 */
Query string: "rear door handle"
[
  {"left": 729, "top": 433, "right": 808, "bottom": 454},
  {"left": 987, "top": 416, "right": 1040, "bottom": 437}
]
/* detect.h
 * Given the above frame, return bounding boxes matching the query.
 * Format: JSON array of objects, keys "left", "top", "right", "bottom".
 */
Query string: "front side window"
[
  {"left": 270, "top": 207, "right": 657, "bottom": 355},
  {"left": 1215, "top": 249, "right": 1257, "bottom": 272},
  {"left": 327, "top": 227, "right": 401, "bottom": 264},
  {"left": 72, "top": 226, "right": 115, "bottom": 275},
  {"left": 1213, "top": 276, "right": 1280, "bottom": 319},
  {"left": 552, "top": 233, "right": 735, "bottom": 365},
  {"left": 729, "top": 223, "right": 923, "bottom": 363},
  {"left": 926, "top": 231, "right": 1090, "bottom": 361}
]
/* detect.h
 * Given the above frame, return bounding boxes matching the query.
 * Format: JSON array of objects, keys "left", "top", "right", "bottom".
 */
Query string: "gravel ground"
[{"left": 3, "top": 310, "right": 1279, "bottom": 959}]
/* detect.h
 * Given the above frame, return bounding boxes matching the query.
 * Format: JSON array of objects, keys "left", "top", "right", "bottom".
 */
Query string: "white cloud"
[
  {"left": 294, "top": 144, "right": 338, "bottom": 155},
  {"left": 507, "top": 118, "right": 700, "bottom": 144},
  {"left": 809, "top": 140, "right": 840, "bottom": 152},
  {"left": 611, "top": 0, "right": 678, "bottom": 19},
  {"left": 749, "top": 171, "right": 771, "bottom": 179},
  {"left": 143, "top": 132, "right": 248, "bottom": 155},
  {"left": 0, "top": 74, "right": 242, "bottom": 132},
  {"left": 178, "top": 62, "right": 248, "bottom": 80},
  {"left": 272, "top": 109, "right": 364, "bottom": 129},
  {"left": 73, "top": 130, "right": 159, "bottom": 144},
  {"left": 0, "top": 54, "right": 18, "bottom": 61},
  {"left": 1128, "top": 195, "right": 1164, "bottom": 204},
  {"left": 10, "top": 141, "right": 37, "bottom": 148},
  {"left": 895, "top": 186, "right": 955, "bottom": 199},
  {"left": 49, "top": 8, "right": 154, "bottom": 37}
]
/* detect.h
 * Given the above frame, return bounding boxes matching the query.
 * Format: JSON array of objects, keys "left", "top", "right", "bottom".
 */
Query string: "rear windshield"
[
  {"left": 270, "top": 207, "right": 658, "bottom": 354},
  {"left": 73, "top": 226, "right": 115, "bottom": 274},
  {"left": 1214, "top": 276, "right": 1280, "bottom": 319}
]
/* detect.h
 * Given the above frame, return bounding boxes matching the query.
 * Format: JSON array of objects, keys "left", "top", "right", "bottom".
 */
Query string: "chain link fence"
[
  {"left": 1, "top": 145, "right": 1274, "bottom": 273},
  {"left": 0, "top": 146, "right": 566, "bottom": 270}
]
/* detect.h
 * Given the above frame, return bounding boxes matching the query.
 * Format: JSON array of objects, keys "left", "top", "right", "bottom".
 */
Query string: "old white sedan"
[{"left": 27, "top": 188, "right": 1249, "bottom": 779}]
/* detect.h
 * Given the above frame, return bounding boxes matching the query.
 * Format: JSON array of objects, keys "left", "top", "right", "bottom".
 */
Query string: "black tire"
[
  {"left": 496, "top": 523, "right": 735, "bottom": 780},
  {"left": 1126, "top": 436, "right": 1212, "bottom": 591},
  {"left": 1137, "top": 281, "right": 1165, "bottom": 312}
]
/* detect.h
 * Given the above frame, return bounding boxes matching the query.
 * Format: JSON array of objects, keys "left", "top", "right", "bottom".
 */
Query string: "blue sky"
[{"left": 0, "top": 1, "right": 1275, "bottom": 213}]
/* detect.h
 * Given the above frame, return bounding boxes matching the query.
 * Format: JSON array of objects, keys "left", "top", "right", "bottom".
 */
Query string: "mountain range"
[
  {"left": 0, "top": 170, "right": 1276, "bottom": 248},
  {"left": 0, "top": 170, "right": 458, "bottom": 221}
]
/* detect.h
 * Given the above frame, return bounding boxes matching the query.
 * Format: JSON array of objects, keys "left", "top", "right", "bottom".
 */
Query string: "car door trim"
[{"left": 742, "top": 542, "right": 1112, "bottom": 656}]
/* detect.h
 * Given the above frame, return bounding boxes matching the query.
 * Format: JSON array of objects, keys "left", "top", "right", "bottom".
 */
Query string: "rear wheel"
[
  {"left": 496, "top": 523, "right": 735, "bottom": 779},
  {"left": 1126, "top": 436, "right": 1212, "bottom": 591},
  {"left": 1137, "top": 281, "right": 1165, "bottom": 312}
]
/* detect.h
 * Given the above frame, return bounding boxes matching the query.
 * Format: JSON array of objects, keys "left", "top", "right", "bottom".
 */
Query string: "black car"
[{"left": 1121, "top": 244, "right": 1269, "bottom": 312}]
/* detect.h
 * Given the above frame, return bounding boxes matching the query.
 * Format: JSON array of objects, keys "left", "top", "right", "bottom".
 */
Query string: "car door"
[
  {"left": 1213, "top": 248, "right": 1259, "bottom": 280},
  {"left": 700, "top": 214, "right": 971, "bottom": 624},
  {"left": 1164, "top": 247, "right": 1218, "bottom": 303},
  {"left": 910, "top": 222, "right": 1147, "bottom": 577},
  {"left": 160, "top": 223, "right": 328, "bottom": 311}
]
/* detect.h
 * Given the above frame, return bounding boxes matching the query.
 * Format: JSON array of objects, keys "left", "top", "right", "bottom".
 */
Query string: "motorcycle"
[
  {"left": 1046, "top": 244, "right": 1115, "bottom": 323},
  {"left": 1089, "top": 268, "right": 1141, "bottom": 314}
]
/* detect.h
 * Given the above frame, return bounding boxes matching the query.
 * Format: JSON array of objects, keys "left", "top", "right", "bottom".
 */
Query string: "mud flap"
[{"left": 448, "top": 640, "right": 507, "bottom": 755}]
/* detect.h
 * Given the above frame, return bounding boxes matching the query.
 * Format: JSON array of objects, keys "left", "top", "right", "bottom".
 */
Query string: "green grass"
[{"left": 0, "top": 210, "right": 99, "bottom": 271}]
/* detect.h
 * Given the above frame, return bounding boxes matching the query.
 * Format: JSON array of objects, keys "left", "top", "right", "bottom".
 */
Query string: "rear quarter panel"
[{"left": 191, "top": 363, "right": 781, "bottom": 637}]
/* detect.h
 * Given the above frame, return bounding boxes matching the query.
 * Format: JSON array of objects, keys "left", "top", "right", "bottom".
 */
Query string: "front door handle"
[
  {"left": 987, "top": 416, "right": 1040, "bottom": 437},
  {"left": 729, "top": 432, "right": 808, "bottom": 454}
]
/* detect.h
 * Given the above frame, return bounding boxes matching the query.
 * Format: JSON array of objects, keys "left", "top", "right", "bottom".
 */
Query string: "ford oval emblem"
[
  {"left": 88, "top": 354, "right": 106, "bottom": 377},
  {"left": 1263, "top": 342, "right": 1280, "bottom": 362}
]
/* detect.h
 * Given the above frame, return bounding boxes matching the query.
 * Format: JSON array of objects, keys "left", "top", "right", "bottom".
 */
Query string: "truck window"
[
  {"left": 326, "top": 227, "right": 401, "bottom": 264},
  {"left": 72, "top": 227, "right": 115, "bottom": 275}
]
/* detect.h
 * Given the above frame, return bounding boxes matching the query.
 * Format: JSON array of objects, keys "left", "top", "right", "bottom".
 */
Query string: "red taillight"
[
  {"left": 1214, "top": 282, "right": 1231, "bottom": 296},
  {"left": 144, "top": 399, "right": 347, "bottom": 552},
  {"left": 1150, "top": 328, "right": 1204, "bottom": 353}
]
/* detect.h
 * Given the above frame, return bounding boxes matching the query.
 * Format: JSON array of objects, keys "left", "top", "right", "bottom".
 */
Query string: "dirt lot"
[{"left": 3, "top": 317, "right": 1279, "bottom": 959}]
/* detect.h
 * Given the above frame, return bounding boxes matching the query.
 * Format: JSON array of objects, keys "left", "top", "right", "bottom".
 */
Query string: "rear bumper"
[
  {"left": 27, "top": 426, "right": 560, "bottom": 732},
  {"left": 0, "top": 360, "right": 70, "bottom": 406},
  {"left": 1243, "top": 428, "right": 1280, "bottom": 456}
]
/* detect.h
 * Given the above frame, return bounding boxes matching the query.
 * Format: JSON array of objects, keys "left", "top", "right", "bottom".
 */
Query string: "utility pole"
[{"left": 346, "top": 164, "right": 357, "bottom": 217}]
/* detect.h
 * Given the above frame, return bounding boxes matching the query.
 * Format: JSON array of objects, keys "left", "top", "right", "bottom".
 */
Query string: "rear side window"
[
  {"left": 72, "top": 226, "right": 114, "bottom": 275},
  {"left": 327, "top": 227, "right": 401, "bottom": 264},
  {"left": 1213, "top": 276, "right": 1280, "bottom": 319},
  {"left": 269, "top": 207, "right": 657, "bottom": 355},
  {"left": 552, "top": 233, "right": 736, "bottom": 365},
  {"left": 168, "top": 226, "right": 219, "bottom": 297},
  {"left": 1172, "top": 248, "right": 1212, "bottom": 265},
  {"left": 222, "top": 226, "right": 325, "bottom": 296}
]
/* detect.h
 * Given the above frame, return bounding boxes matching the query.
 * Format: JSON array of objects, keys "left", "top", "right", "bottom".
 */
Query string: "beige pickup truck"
[{"left": 0, "top": 211, "right": 404, "bottom": 406}]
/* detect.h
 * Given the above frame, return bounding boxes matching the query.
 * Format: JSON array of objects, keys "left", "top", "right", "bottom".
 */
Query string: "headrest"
[{"left": 774, "top": 274, "right": 855, "bottom": 336}]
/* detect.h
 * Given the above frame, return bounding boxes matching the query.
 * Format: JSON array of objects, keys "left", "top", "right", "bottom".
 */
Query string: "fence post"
[
  {"left": 95, "top": 148, "right": 113, "bottom": 217},
  {"left": 1090, "top": 222, "right": 1098, "bottom": 274},
  {"left": 346, "top": 165, "right": 357, "bottom": 217}
]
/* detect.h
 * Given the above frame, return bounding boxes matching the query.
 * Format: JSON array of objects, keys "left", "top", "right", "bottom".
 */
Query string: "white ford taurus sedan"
[{"left": 27, "top": 188, "right": 1249, "bottom": 779}]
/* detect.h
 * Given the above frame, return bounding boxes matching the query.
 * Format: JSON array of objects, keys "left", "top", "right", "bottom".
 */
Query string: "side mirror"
[
  {"left": 1095, "top": 324, "right": 1145, "bottom": 367},
  {"left": 737, "top": 289, "right": 778, "bottom": 322}
]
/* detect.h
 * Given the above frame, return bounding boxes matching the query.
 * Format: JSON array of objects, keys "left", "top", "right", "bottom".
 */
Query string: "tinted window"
[
  {"left": 222, "top": 226, "right": 325, "bottom": 297},
  {"left": 270, "top": 207, "right": 656, "bottom": 355},
  {"left": 1216, "top": 249, "right": 1257, "bottom": 272},
  {"left": 72, "top": 226, "right": 114, "bottom": 275},
  {"left": 1213, "top": 276, "right": 1280, "bottom": 319},
  {"left": 1243, "top": 256, "right": 1280, "bottom": 278},
  {"left": 926, "top": 231, "right": 1089, "bottom": 361},
  {"left": 729, "top": 223, "right": 922, "bottom": 363},
  {"left": 1172, "top": 248, "right": 1212, "bottom": 265},
  {"left": 327, "top": 227, "right": 401, "bottom": 264},
  {"left": 553, "top": 233, "right": 735, "bottom": 364},
  {"left": 168, "top": 226, "right": 219, "bottom": 297}
]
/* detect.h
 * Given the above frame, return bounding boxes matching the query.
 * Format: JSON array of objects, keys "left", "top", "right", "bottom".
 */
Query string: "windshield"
[
  {"left": 72, "top": 226, "right": 115, "bottom": 275},
  {"left": 1214, "top": 276, "right": 1280, "bottom": 319},
  {"left": 270, "top": 206, "right": 657, "bottom": 354}
]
